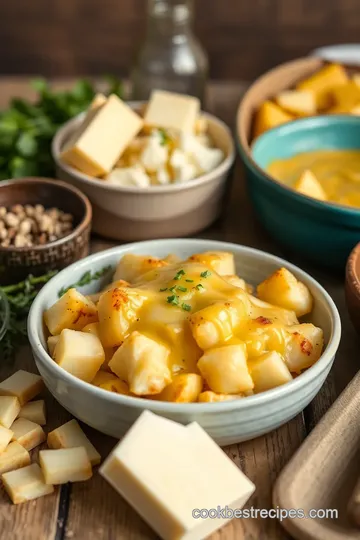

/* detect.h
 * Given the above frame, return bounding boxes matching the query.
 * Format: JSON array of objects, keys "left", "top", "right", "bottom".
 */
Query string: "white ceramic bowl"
[
  {"left": 28, "top": 239, "right": 341, "bottom": 445},
  {"left": 52, "top": 108, "right": 235, "bottom": 241}
]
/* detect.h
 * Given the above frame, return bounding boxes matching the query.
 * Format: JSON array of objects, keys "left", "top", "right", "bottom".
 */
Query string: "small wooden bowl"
[
  {"left": 345, "top": 243, "right": 360, "bottom": 334},
  {"left": 0, "top": 178, "right": 92, "bottom": 284}
]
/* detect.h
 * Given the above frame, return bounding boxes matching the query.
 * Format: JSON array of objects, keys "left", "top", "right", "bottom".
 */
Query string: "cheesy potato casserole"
[{"left": 44, "top": 251, "right": 324, "bottom": 403}]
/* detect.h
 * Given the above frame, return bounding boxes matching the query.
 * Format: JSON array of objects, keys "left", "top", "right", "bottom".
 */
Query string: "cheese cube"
[
  {"left": 47, "top": 335, "right": 59, "bottom": 357},
  {"left": 2, "top": 463, "right": 54, "bottom": 505},
  {"left": 0, "top": 396, "right": 21, "bottom": 428},
  {"left": 0, "top": 441, "right": 31, "bottom": 475},
  {"left": 44, "top": 288, "right": 98, "bottom": 336},
  {"left": 47, "top": 419, "right": 101, "bottom": 466},
  {"left": 18, "top": 400, "right": 46, "bottom": 426},
  {"left": 100, "top": 411, "right": 255, "bottom": 540},
  {"left": 0, "top": 425, "right": 13, "bottom": 453},
  {"left": 11, "top": 418, "right": 46, "bottom": 451},
  {"left": 39, "top": 447, "right": 92, "bottom": 484},
  {"left": 54, "top": 329, "right": 105, "bottom": 383},
  {"left": 0, "top": 371, "right": 43, "bottom": 406},
  {"left": 61, "top": 94, "right": 143, "bottom": 177},
  {"left": 249, "top": 351, "right": 293, "bottom": 392},
  {"left": 144, "top": 90, "right": 200, "bottom": 133}
]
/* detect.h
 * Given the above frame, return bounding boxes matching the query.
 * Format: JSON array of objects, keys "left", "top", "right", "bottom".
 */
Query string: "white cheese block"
[
  {"left": 0, "top": 371, "right": 44, "bottom": 406},
  {"left": 47, "top": 419, "right": 101, "bottom": 466},
  {"left": 140, "top": 133, "right": 168, "bottom": 173},
  {"left": 2, "top": 463, "right": 54, "bottom": 504},
  {"left": 0, "top": 441, "right": 31, "bottom": 475},
  {"left": 11, "top": 418, "right": 46, "bottom": 451},
  {"left": 144, "top": 90, "right": 200, "bottom": 133},
  {"left": 61, "top": 94, "right": 143, "bottom": 177},
  {"left": 39, "top": 447, "right": 92, "bottom": 484},
  {"left": 18, "top": 400, "right": 46, "bottom": 426},
  {"left": 0, "top": 396, "right": 21, "bottom": 428},
  {"left": 0, "top": 425, "right": 13, "bottom": 453},
  {"left": 100, "top": 410, "right": 255, "bottom": 540},
  {"left": 106, "top": 166, "right": 150, "bottom": 188},
  {"left": 180, "top": 133, "right": 224, "bottom": 173}
]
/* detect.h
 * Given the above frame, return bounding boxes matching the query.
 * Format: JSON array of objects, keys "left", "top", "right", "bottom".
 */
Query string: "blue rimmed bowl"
[{"left": 237, "top": 115, "right": 360, "bottom": 269}]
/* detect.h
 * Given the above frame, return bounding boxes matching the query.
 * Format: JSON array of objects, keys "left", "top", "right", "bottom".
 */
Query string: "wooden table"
[{"left": 0, "top": 79, "right": 358, "bottom": 540}]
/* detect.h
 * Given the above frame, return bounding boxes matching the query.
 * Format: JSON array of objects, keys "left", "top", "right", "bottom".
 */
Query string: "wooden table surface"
[{"left": 0, "top": 78, "right": 358, "bottom": 540}]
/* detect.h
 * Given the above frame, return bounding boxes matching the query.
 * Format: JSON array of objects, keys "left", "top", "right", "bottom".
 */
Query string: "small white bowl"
[
  {"left": 28, "top": 239, "right": 341, "bottom": 445},
  {"left": 52, "top": 108, "right": 235, "bottom": 241}
]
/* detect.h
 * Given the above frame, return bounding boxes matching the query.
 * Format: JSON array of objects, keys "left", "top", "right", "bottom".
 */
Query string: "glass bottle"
[{"left": 130, "top": 0, "right": 209, "bottom": 104}]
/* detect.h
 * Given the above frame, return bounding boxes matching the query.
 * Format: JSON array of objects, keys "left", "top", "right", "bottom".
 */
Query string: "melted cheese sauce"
[
  {"left": 268, "top": 149, "right": 360, "bottom": 208},
  {"left": 125, "top": 262, "right": 296, "bottom": 374}
]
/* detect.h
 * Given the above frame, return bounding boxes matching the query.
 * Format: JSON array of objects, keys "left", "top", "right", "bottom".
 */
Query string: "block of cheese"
[
  {"left": 144, "top": 90, "right": 200, "bottom": 133},
  {"left": 0, "top": 371, "right": 43, "bottom": 406},
  {"left": 39, "top": 447, "right": 92, "bottom": 484},
  {"left": 18, "top": 400, "right": 46, "bottom": 426},
  {"left": 2, "top": 463, "right": 54, "bottom": 504},
  {"left": 0, "top": 441, "right": 31, "bottom": 475},
  {"left": 0, "top": 396, "right": 21, "bottom": 428},
  {"left": 61, "top": 94, "right": 143, "bottom": 177},
  {"left": 0, "top": 425, "right": 13, "bottom": 453},
  {"left": 100, "top": 411, "right": 255, "bottom": 540},
  {"left": 11, "top": 418, "right": 46, "bottom": 451},
  {"left": 47, "top": 419, "right": 101, "bottom": 466}
]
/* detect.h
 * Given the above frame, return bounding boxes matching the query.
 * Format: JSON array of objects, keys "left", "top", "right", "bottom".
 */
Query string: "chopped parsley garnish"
[
  {"left": 181, "top": 303, "right": 191, "bottom": 311},
  {"left": 185, "top": 279, "right": 194, "bottom": 283},
  {"left": 200, "top": 270, "right": 211, "bottom": 278},
  {"left": 195, "top": 283, "right": 204, "bottom": 291},
  {"left": 176, "top": 286, "right": 187, "bottom": 292},
  {"left": 173, "top": 269, "right": 185, "bottom": 280},
  {"left": 167, "top": 294, "right": 179, "bottom": 306},
  {"left": 158, "top": 128, "right": 170, "bottom": 146},
  {"left": 159, "top": 287, "right": 167, "bottom": 292},
  {"left": 168, "top": 285, "right": 176, "bottom": 292}
]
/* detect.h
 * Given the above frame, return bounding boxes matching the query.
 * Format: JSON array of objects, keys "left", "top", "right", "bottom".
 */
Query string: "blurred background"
[{"left": 1, "top": 0, "right": 359, "bottom": 81}]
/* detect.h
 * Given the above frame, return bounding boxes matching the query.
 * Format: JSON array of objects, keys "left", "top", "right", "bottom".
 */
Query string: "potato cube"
[
  {"left": 99, "top": 379, "right": 130, "bottom": 395},
  {"left": 223, "top": 274, "right": 247, "bottom": 290},
  {"left": 294, "top": 170, "right": 327, "bottom": 201},
  {"left": 91, "top": 370, "right": 118, "bottom": 387},
  {"left": 39, "top": 447, "right": 92, "bottom": 484},
  {"left": 18, "top": 400, "right": 46, "bottom": 426},
  {"left": 330, "top": 81, "right": 360, "bottom": 111},
  {"left": 47, "top": 419, "right": 101, "bottom": 466},
  {"left": 82, "top": 322, "right": 115, "bottom": 368},
  {"left": 189, "top": 300, "right": 245, "bottom": 350},
  {"left": 186, "top": 251, "right": 235, "bottom": 276},
  {"left": 284, "top": 324, "right": 324, "bottom": 373},
  {"left": 54, "top": 329, "right": 104, "bottom": 383},
  {"left": 275, "top": 90, "right": 317, "bottom": 116},
  {"left": 198, "top": 391, "right": 243, "bottom": 403},
  {"left": 0, "top": 370, "right": 44, "bottom": 406},
  {"left": 296, "top": 63, "right": 348, "bottom": 109},
  {"left": 157, "top": 374, "right": 203, "bottom": 403},
  {"left": 113, "top": 254, "right": 169, "bottom": 283},
  {"left": 253, "top": 101, "right": 293, "bottom": 138},
  {"left": 0, "top": 425, "right": 13, "bottom": 453},
  {"left": 11, "top": 418, "right": 46, "bottom": 451},
  {"left": 248, "top": 295, "right": 298, "bottom": 325},
  {"left": 0, "top": 396, "right": 21, "bottom": 428},
  {"left": 0, "top": 441, "right": 30, "bottom": 475},
  {"left": 249, "top": 351, "right": 293, "bottom": 392},
  {"left": 98, "top": 287, "right": 147, "bottom": 348},
  {"left": 44, "top": 288, "right": 98, "bottom": 336},
  {"left": 2, "top": 463, "right": 54, "bottom": 504},
  {"left": 109, "top": 331, "right": 171, "bottom": 395},
  {"left": 198, "top": 344, "right": 254, "bottom": 394},
  {"left": 47, "top": 335, "right": 59, "bottom": 357},
  {"left": 257, "top": 267, "right": 313, "bottom": 317}
]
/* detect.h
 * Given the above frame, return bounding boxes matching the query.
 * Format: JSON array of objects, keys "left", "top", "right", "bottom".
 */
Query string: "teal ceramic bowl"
[{"left": 238, "top": 115, "right": 360, "bottom": 269}]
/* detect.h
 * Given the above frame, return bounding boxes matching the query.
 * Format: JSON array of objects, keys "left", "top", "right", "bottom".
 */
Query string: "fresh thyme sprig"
[{"left": 58, "top": 265, "right": 112, "bottom": 297}]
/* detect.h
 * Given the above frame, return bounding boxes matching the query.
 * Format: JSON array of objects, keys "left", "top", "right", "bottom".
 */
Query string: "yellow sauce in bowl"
[{"left": 267, "top": 149, "right": 360, "bottom": 208}]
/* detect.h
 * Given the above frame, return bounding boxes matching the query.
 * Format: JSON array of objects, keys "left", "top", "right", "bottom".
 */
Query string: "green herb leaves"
[{"left": 58, "top": 266, "right": 112, "bottom": 297}]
